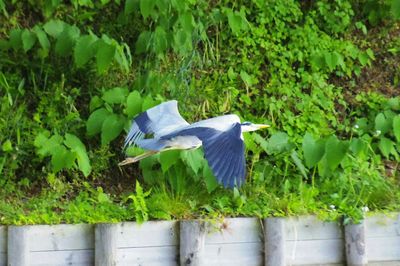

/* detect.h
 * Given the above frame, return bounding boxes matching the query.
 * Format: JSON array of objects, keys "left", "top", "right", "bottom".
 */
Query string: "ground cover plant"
[{"left": 1, "top": 0, "right": 400, "bottom": 225}]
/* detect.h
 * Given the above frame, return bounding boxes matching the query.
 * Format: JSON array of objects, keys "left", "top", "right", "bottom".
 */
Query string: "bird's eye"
[{"left": 241, "top": 121, "right": 251, "bottom": 126}]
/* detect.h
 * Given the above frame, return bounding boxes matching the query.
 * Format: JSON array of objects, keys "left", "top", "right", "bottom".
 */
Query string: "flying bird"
[{"left": 119, "top": 100, "right": 269, "bottom": 188}]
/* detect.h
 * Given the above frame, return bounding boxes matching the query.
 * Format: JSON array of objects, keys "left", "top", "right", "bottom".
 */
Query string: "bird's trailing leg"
[{"left": 118, "top": 150, "right": 158, "bottom": 166}]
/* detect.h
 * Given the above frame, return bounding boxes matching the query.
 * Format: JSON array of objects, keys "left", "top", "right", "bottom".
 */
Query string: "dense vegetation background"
[{"left": 0, "top": 0, "right": 400, "bottom": 224}]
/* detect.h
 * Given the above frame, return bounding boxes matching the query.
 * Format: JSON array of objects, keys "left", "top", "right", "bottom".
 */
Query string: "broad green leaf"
[
  {"left": 324, "top": 52, "right": 338, "bottom": 70},
  {"left": 325, "top": 135, "right": 348, "bottom": 170},
  {"left": 124, "top": 0, "right": 136, "bottom": 14},
  {"left": 126, "top": 91, "right": 143, "bottom": 117},
  {"left": 153, "top": 26, "right": 168, "bottom": 55},
  {"left": 240, "top": 71, "right": 253, "bottom": 86},
  {"left": 356, "top": 21, "right": 368, "bottom": 35},
  {"left": 181, "top": 149, "right": 204, "bottom": 175},
  {"left": 32, "top": 26, "right": 50, "bottom": 51},
  {"left": 74, "top": 34, "right": 98, "bottom": 67},
  {"left": 173, "top": 29, "right": 190, "bottom": 53},
  {"left": 379, "top": 137, "right": 395, "bottom": 158},
  {"left": 266, "top": 132, "right": 291, "bottom": 154},
  {"left": 55, "top": 25, "right": 80, "bottom": 56},
  {"left": 290, "top": 150, "right": 307, "bottom": 178},
  {"left": 203, "top": 163, "right": 218, "bottom": 192},
  {"left": 393, "top": 116, "right": 400, "bottom": 142},
  {"left": 139, "top": 154, "right": 159, "bottom": 170},
  {"left": 135, "top": 31, "right": 151, "bottom": 54},
  {"left": 43, "top": 19, "right": 65, "bottom": 38},
  {"left": 102, "top": 87, "right": 128, "bottom": 104},
  {"left": 140, "top": 157, "right": 161, "bottom": 184},
  {"left": 171, "top": 0, "right": 185, "bottom": 12},
  {"left": 366, "top": 48, "right": 375, "bottom": 60},
  {"left": 355, "top": 117, "right": 368, "bottom": 132},
  {"left": 97, "top": 191, "right": 111, "bottom": 203},
  {"left": 334, "top": 51, "right": 345, "bottom": 70},
  {"left": 154, "top": 0, "right": 167, "bottom": 11},
  {"left": 141, "top": 94, "right": 158, "bottom": 111},
  {"left": 240, "top": 93, "right": 251, "bottom": 104},
  {"left": 228, "top": 67, "right": 237, "bottom": 80},
  {"left": 125, "top": 146, "right": 145, "bottom": 157},
  {"left": 179, "top": 12, "right": 195, "bottom": 32},
  {"left": 139, "top": 0, "right": 155, "bottom": 19},
  {"left": 64, "top": 133, "right": 86, "bottom": 152},
  {"left": 64, "top": 133, "right": 91, "bottom": 176},
  {"left": 96, "top": 40, "right": 116, "bottom": 73},
  {"left": 391, "top": 0, "right": 400, "bottom": 19},
  {"left": 358, "top": 52, "right": 370, "bottom": 66},
  {"left": 42, "top": 0, "right": 61, "bottom": 17},
  {"left": 76, "top": 0, "right": 94, "bottom": 7},
  {"left": 350, "top": 138, "right": 368, "bottom": 157},
  {"left": 346, "top": 43, "right": 359, "bottom": 59},
  {"left": 317, "top": 156, "right": 332, "bottom": 178},
  {"left": 86, "top": 108, "right": 110, "bottom": 136},
  {"left": 375, "top": 112, "right": 391, "bottom": 134},
  {"left": 21, "top": 29, "right": 36, "bottom": 52},
  {"left": 75, "top": 148, "right": 91, "bottom": 177},
  {"left": 34, "top": 134, "right": 63, "bottom": 156},
  {"left": 302, "top": 133, "right": 325, "bottom": 168},
  {"left": 2, "top": 140, "right": 12, "bottom": 152},
  {"left": 89, "top": 95, "right": 103, "bottom": 112},
  {"left": 33, "top": 132, "right": 50, "bottom": 148},
  {"left": 9, "top": 29, "right": 22, "bottom": 50},
  {"left": 159, "top": 150, "right": 181, "bottom": 173},
  {"left": 226, "top": 9, "right": 243, "bottom": 35},
  {"left": 101, "top": 114, "right": 125, "bottom": 145},
  {"left": 51, "top": 145, "right": 75, "bottom": 172},
  {"left": 384, "top": 110, "right": 396, "bottom": 122},
  {"left": 310, "top": 54, "right": 324, "bottom": 69},
  {"left": 387, "top": 98, "right": 400, "bottom": 111}
]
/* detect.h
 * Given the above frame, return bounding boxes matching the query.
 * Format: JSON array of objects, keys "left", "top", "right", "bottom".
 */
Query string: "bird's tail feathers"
[{"left": 118, "top": 150, "right": 158, "bottom": 166}]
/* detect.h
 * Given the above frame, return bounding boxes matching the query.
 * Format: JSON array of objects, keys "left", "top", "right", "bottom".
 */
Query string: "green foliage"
[
  {"left": 2, "top": 19, "right": 131, "bottom": 73},
  {"left": 86, "top": 88, "right": 160, "bottom": 146},
  {"left": 302, "top": 133, "right": 325, "bottom": 168},
  {"left": 0, "top": 0, "right": 400, "bottom": 225},
  {"left": 362, "top": 0, "right": 400, "bottom": 25},
  {"left": 127, "top": 181, "right": 150, "bottom": 224},
  {"left": 34, "top": 131, "right": 91, "bottom": 176}
]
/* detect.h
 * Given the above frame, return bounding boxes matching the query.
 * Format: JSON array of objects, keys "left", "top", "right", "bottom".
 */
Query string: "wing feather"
[
  {"left": 214, "top": 151, "right": 234, "bottom": 180},
  {"left": 162, "top": 123, "right": 246, "bottom": 188},
  {"left": 124, "top": 100, "right": 189, "bottom": 148},
  {"left": 225, "top": 154, "right": 241, "bottom": 188}
]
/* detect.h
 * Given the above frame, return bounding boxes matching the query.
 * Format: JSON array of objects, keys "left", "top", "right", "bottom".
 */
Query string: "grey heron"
[{"left": 119, "top": 100, "right": 269, "bottom": 188}]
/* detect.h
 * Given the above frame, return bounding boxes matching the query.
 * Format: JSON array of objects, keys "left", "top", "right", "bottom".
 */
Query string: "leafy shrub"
[{"left": 0, "top": 0, "right": 400, "bottom": 224}]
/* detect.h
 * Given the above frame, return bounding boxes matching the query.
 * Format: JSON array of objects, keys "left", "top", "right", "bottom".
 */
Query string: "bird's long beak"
[{"left": 255, "top": 124, "right": 270, "bottom": 129}]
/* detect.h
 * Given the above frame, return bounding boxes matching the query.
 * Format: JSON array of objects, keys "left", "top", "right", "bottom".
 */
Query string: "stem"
[
  {"left": 311, "top": 167, "right": 316, "bottom": 189},
  {"left": 283, "top": 157, "right": 289, "bottom": 179}
]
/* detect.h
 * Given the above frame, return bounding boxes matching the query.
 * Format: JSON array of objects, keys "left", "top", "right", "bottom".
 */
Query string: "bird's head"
[{"left": 240, "top": 121, "right": 270, "bottom": 132}]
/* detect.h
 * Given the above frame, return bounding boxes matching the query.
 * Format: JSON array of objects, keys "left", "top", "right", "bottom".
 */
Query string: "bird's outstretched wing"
[
  {"left": 161, "top": 123, "right": 246, "bottom": 188},
  {"left": 124, "top": 100, "right": 189, "bottom": 148}
]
